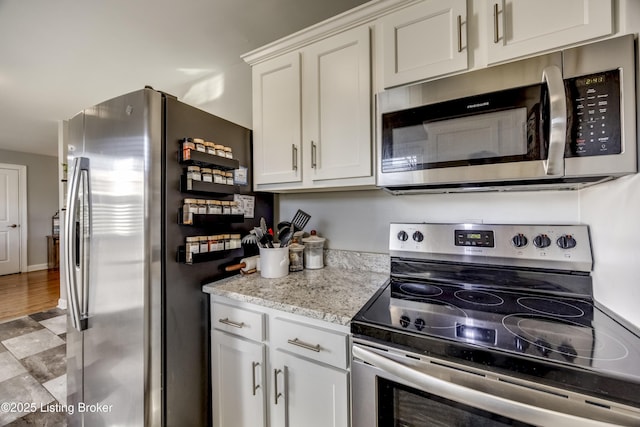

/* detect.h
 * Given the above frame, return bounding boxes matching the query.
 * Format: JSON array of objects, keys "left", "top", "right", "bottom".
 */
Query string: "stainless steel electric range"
[{"left": 351, "top": 223, "right": 640, "bottom": 426}]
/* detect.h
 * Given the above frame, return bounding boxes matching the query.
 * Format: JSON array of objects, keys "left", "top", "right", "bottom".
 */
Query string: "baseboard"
[
  {"left": 57, "top": 299, "right": 67, "bottom": 310},
  {"left": 27, "top": 263, "right": 49, "bottom": 272}
]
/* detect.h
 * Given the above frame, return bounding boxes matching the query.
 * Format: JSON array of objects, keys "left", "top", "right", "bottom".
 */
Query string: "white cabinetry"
[
  {"left": 379, "top": 0, "right": 468, "bottom": 88},
  {"left": 251, "top": 52, "right": 302, "bottom": 186},
  {"left": 210, "top": 297, "right": 351, "bottom": 427},
  {"left": 485, "top": 0, "right": 613, "bottom": 64},
  {"left": 247, "top": 24, "right": 373, "bottom": 192}
]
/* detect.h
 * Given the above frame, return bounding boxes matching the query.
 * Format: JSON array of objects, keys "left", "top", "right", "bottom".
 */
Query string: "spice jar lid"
[
  {"left": 187, "top": 165, "right": 200, "bottom": 171},
  {"left": 205, "top": 141, "right": 214, "bottom": 147},
  {"left": 214, "top": 144, "right": 225, "bottom": 149},
  {"left": 184, "top": 198, "right": 198, "bottom": 204},
  {"left": 223, "top": 146, "right": 232, "bottom": 152},
  {"left": 193, "top": 138, "right": 205, "bottom": 144},
  {"left": 186, "top": 236, "right": 199, "bottom": 242}
]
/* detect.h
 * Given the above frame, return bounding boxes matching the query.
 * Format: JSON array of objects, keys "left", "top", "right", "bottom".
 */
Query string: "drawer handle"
[
  {"left": 274, "top": 369, "right": 283, "bottom": 405},
  {"left": 252, "top": 361, "right": 260, "bottom": 396},
  {"left": 287, "top": 338, "right": 321, "bottom": 352},
  {"left": 218, "top": 318, "right": 245, "bottom": 328}
]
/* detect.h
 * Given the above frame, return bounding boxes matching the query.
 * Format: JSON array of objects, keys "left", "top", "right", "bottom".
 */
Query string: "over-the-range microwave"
[{"left": 377, "top": 35, "right": 637, "bottom": 194}]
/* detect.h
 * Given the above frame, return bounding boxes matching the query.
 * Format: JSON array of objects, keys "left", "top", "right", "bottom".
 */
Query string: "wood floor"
[{"left": 0, "top": 269, "right": 60, "bottom": 321}]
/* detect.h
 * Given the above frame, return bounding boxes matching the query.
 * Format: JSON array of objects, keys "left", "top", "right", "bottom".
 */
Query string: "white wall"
[{"left": 280, "top": 190, "right": 580, "bottom": 253}]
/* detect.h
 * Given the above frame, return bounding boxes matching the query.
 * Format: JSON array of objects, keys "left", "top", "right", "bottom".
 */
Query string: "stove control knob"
[
  {"left": 514, "top": 336, "right": 529, "bottom": 353},
  {"left": 533, "top": 234, "right": 551, "bottom": 248},
  {"left": 414, "top": 318, "right": 425, "bottom": 331},
  {"left": 399, "top": 315, "right": 411, "bottom": 328},
  {"left": 397, "top": 231, "right": 409, "bottom": 242},
  {"left": 558, "top": 343, "right": 577, "bottom": 362},
  {"left": 534, "top": 339, "right": 552, "bottom": 357},
  {"left": 412, "top": 231, "right": 424, "bottom": 243},
  {"left": 511, "top": 233, "right": 528, "bottom": 248},
  {"left": 556, "top": 235, "right": 577, "bottom": 249}
]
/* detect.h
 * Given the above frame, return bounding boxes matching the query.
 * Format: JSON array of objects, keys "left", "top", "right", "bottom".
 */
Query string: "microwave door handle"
[
  {"left": 542, "top": 65, "right": 567, "bottom": 176},
  {"left": 353, "top": 345, "right": 615, "bottom": 427},
  {"left": 64, "top": 157, "right": 89, "bottom": 332}
]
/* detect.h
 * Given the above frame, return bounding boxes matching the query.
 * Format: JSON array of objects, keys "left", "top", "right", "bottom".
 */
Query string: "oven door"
[{"left": 351, "top": 342, "right": 638, "bottom": 427}]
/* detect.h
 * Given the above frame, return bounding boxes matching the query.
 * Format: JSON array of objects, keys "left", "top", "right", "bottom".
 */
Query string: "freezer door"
[{"left": 67, "top": 89, "right": 163, "bottom": 426}]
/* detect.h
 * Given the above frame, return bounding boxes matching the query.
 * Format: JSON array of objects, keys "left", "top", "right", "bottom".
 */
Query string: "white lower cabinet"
[
  {"left": 211, "top": 330, "right": 267, "bottom": 427},
  {"left": 271, "top": 349, "right": 349, "bottom": 427},
  {"left": 211, "top": 297, "right": 351, "bottom": 427}
]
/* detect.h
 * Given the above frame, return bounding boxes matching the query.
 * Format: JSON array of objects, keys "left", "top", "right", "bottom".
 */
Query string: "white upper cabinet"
[
  {"left": 302, "top": 25, "right": 372, "bottom": 183},
  {"left": 252, "top": 52, "right": 302, "bottom": 186},
  {"left": 249, "top": 24, "right": 373, "bottom": 192},
  {"left": 485, "top": 0, "right": 613, "bottom": 64},
  {"left": 380, "top": 0, "right": 468, "bottom": 88}
]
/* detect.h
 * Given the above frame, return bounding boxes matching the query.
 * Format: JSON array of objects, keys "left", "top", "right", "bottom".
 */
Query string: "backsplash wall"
[{"left": 279, "top": 190, "right": 581, "bottom": 253}]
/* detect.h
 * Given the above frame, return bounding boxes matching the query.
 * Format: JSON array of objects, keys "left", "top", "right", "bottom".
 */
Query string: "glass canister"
[
  {"left": 301, "top": 231, "right": 325, "bottom": 269},
  {"left": 288, "top": 243, "right": 304, "bottom": 272}
]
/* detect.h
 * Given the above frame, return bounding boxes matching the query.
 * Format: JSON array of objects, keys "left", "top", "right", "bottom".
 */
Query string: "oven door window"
[
  {"left": 377, "top": 378, "right": 532, "bottom": 427},
  {"left": 381, "top": 84, "right": 547, "bottom": 173}
]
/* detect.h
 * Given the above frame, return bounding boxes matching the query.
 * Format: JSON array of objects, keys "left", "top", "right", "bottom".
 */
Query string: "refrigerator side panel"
[
  {"left": 81, "top": 89, "right": 161, "bottom": 427},
  {"left": 66, "top": 111, "right": 85, "bottom": 427},
  {"left": 163, "top": 97, "right": 273, "bottom": 427}
]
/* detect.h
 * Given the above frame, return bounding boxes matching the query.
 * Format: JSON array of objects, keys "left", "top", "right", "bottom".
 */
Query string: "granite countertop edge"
[{"left": 203, "top": 250, "right": 389, "bottom": 327}]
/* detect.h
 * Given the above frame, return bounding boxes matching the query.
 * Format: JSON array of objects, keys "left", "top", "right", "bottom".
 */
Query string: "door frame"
[{"left": 0, "top": 163, "right": 28, "bottom": 274}]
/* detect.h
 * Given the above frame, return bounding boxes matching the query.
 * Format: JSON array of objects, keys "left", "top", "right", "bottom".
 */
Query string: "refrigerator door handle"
[{"left": 65, "top": 157, "right": 90, "bottom": 331}]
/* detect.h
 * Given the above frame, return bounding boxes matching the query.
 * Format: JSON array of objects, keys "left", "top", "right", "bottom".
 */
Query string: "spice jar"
[
  {"left": 181, "top": 138, "right": 195, "bottom": 160},
  {"left": 223, "top": 146, "right": 233, "bottom": 159},
  {"left": 199, "top": 236, "right": 209, "bottom": 254},
  {"left": 207, "top": 200, "right": 222, "bottom": 215},
  {"left": 187, "top": 166, "right": 201, "bottom": 181},
  {"left": 182, "top": 198, "right": 198, "bottom": 225},
  {"left": 195, "top": 199, "right": 206, "bottom": 215},
  {"left": 229, "top": 234, "right": 242, "bottom": 250},
  {"left": 302, "top": 230, "right": 326, "bottom": 269},
  {"left": 205, "top": 141, "right": 216, "bottom": 155},
  {"left": 225, "top": 171, "right": 234, "bottom": 185},
  {"left": 185, "top": 236, "right": 200, "bottom": 264},
  {"left": 213, "top": 169, "right": 225, "bottom": 184},
  {"left": 230, "top": 201, "right": 242, "bottom": 216},
  {"left": 288, "top": 243, "right": 305, "bottom": 272},
  {"left": 214, "top": 144, "right": 226, "bottom": 157},
  {"left": 194, "top": 138, "right": 206, "bottom": 152},
  {"left": 201, "top": 168, "right": 213, "bottom": 183},
  {"left": 207, "top": 235, "right": 219, "bottom": 252},
  {"left": 221, "top": 201, "right": 231, "bottom": 215}
]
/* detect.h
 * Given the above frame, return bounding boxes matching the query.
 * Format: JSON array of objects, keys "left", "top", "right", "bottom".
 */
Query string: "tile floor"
[{"left": 0, "top": 308, "right": 67, "bottom": 426}]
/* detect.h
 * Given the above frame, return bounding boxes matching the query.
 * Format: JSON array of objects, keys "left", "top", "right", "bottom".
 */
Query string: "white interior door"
[{"left": 0, "top": 166, "right": 21, "bottom": 275}]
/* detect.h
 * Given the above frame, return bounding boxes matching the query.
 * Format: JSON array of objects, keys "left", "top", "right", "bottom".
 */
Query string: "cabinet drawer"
[
  {"left": 212, "top": 302, "right": 265, "bottom": 342},
  {"left": 271, "top": 317, "right": 349, "bottom": 369}
]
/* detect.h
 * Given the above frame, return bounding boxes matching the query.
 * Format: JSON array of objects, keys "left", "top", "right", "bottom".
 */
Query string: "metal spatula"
[{"left": 291, "top": 209, "right": 311, "bottom": 231}]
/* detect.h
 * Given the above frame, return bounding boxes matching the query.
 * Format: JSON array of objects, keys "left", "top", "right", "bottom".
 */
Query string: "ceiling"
[{"left": 0, "top": 0, "right": 369, "bottom": 157}]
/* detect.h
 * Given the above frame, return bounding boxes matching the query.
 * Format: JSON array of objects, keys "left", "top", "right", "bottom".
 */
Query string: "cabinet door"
[
  {"left": 211, "top": 330, "right": 267, "bottom": 427},
  {"left": 252, "top": 51, "right": 302, "bottom": 185},
  {"left": 302, "top": 25, "right": 372, "bottom": 183},
  {"left": 380, "top": 0, "right": 467, "bottom": 88},
  {"left": 271, "top": 350, "right": 349, "bottom": 427},
  {"left": 486, "top": 0, "right": 612, "bottom": 64}
]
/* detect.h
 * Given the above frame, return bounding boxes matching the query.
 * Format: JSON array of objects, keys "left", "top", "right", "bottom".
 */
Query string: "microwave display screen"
[{"left": 566, "top": 69, "right": 621, "bottom": 157}]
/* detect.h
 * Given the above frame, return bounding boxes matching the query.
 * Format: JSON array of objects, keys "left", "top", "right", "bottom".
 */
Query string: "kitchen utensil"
[
  {"left": 291, "top": 209, "right": 311, "bottom": 231},
  {"left": 288, "top": 243, "right": 304, "bottom": 272},
  {"left": 225, "top": 255, "right": 259, "bottom": 273},
  {"left": 241, "top": 232, "right": 260, "bottom": 256},
  {"left": 279, "top": 227, "right": 294, "bottom": 247}
]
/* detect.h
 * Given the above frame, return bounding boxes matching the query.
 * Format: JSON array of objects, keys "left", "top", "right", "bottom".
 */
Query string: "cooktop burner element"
[
  {"left": 517, "top": 297, "right": 585, "bottom": 318},
  {"left": 454, "top": 289, "right": 504, "bottom": 306},
  {"left": 351, "top": 223, "right": 640, "bottom": 413}
]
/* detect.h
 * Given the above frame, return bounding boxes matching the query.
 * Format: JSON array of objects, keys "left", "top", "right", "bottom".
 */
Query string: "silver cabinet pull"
[
  {"left": 457, "top": 15, "right": 463, "bottom": 53},
  {"left": 291, "top": 144, "right": 298, "bottom": 171},
  {"left": 274, "top": 369, "right": 283, "bottom": 405},
  {"left": 493, "top": 3, "right": 500, "bottom": 43},
  {"left": 251, "top": 361, "right": 260, "bottom": 396},
  {"left": 311, "top": 141, "right": 317, "bottom": 168},
  {"left": 287, "top": 338, "right": 321, "bottom": 352},
  {"left": 218, "top": 318, "right": 245, "bottom": 328}
]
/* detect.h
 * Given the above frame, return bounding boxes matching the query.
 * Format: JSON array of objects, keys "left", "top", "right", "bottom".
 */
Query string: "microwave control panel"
[{"left": 566, "top": 69, "right": 621, "bottom": 157}]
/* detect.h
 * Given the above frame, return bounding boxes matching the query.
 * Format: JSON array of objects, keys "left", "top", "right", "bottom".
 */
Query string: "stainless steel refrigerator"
[{"left": 64, "top": 88, "right": 273, "bottom": 426}]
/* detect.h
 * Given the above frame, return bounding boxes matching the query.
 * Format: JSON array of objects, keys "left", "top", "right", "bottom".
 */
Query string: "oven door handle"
[
  {"left": 542, "top": 65, "right": 567, "bottom": 176},
  {"left": 353, "top": 345, "right": 616, "bottom": 427}
]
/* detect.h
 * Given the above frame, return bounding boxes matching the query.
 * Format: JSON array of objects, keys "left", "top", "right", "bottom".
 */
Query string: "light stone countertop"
[{"left": 202, "top": 251, "right": 389, "bottom": 326}]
